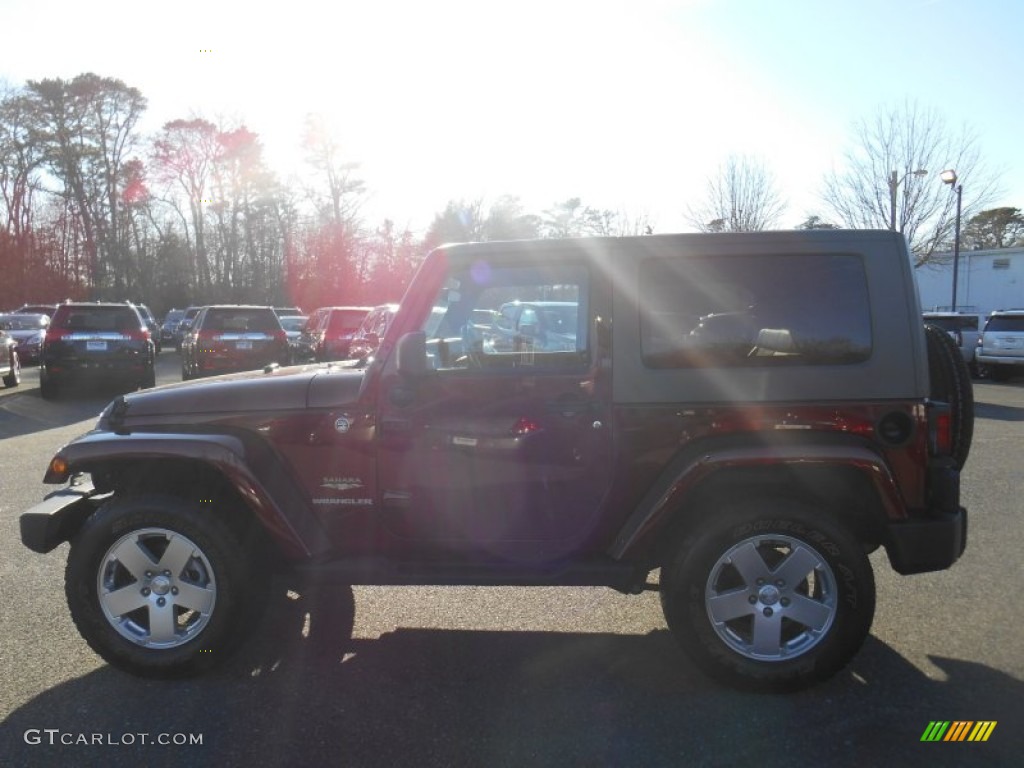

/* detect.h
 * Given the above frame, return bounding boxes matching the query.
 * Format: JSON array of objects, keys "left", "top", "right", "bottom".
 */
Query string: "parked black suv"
[
  {"left": 20, "top": 231, "right": 971, "bottom": 691},
  {"left": 39, "top": 302, "right": 156, "bottom": 399}
]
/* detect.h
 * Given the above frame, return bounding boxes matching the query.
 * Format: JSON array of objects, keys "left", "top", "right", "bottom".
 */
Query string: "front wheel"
[
  {"left": 660, "top": 499, "right": 875, "bottom": 692},
  {"left": 65, "top": 494, "right": 266, "bottom": 678}
]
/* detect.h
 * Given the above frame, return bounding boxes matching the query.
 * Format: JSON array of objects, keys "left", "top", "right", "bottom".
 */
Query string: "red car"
[
  {"left": 348, "top": 303, "right": 399, "bottom": 361},
  {"left": 181, "top": 305, "right": 289, "bottom": 379},
  {"left": 310, "top": 306, "right": 371, "bottom": 362}
]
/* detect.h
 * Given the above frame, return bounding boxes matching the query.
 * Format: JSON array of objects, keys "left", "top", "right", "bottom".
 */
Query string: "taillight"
[
  {"left": 44, "top": 328, "right": 68, "bottom": 344},
  {"left": 511, "top": 416, "right": 542, "bottom": 436},
  {"left": 127, "top": 329, "right": 151, "bottom": 342},
  {"left": 930, "top": 406, "right": 953, "bottom": 456},
  {"left": 274, "top": 330, "right": 287, "bottom": 344}
]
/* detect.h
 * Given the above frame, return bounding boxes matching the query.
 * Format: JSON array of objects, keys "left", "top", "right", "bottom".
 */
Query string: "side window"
[
  {"left": 421, "top": 264, "right": 590, "bottom": 371},
  {"left": 640, "top": 253, "right": 872, "bottom": 368}
]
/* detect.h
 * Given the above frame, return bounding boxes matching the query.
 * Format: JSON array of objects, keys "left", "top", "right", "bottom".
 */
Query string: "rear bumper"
[
  {"left": 884, "top": 507, "right": 967, "bottom": 575},
  {"left": 975, "top": 353, "right": 1024, "bottom": 366},
  {"left": 20, "top": 481, "right": 103, "bottom": 553},
  {"left": 43, "top": 359, "right": 152, "bottom": 381},
  {"left": 884, "top": 457, "right": 967, "bottom": 574}
]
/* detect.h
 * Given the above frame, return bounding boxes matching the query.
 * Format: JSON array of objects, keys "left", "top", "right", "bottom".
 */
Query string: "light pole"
[
  {"left": 889, "top": 168, "right": 929, "bottom": 231},
  {"left": 941, "top": 169, "right": 963, "bottom": 311}
]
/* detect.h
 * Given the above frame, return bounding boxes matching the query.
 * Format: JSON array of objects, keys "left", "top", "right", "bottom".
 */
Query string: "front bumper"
[{"left": 19, "top": 480, "right": 104, "bottom": 553}]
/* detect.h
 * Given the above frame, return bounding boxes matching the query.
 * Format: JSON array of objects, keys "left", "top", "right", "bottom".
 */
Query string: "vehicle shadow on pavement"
[
  {"left": 973, "top": 400, "right": 1024, "bottom": 422},
  {"left": 0, "top": 384, "right": 121, "bottom": 440},
  {"left": 3, "top": 590, "right": 1022, "bottom": 768}
]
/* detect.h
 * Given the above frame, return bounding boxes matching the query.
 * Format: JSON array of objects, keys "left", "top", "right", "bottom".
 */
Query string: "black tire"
[
  {"left": 181, "top": 360, "right": 192, "bottom": 381},
  {"left": 65, "top": 494, "right": 266, "bottom": 678},
  {"left": 986, "top": 364, "right": 1011, "bottom": 382},
  {"left": 141, "top": 366, "right": 156, "bottom": 389},
  {"left": 3, "top": 349, "right": 20, "bottom": 388},
  {"left": 660, "top": 498, "right": 875, "bottom": 692},
  {"left": 924, "top": 323, "right": 974, "bottom": 469},
  {"left": 39, "top": 371, "right": 58, "bottom": 400}
]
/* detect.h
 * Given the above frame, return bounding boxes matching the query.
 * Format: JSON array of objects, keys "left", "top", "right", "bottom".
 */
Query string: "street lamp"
[
  {"left": 889, "top": 168, "right": 929, "bottom": 231},
  {"left": 941, "top": 169, "right": 963, "bottom": 311}
]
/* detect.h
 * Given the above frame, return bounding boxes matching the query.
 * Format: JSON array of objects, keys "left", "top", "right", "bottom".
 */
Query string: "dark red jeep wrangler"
[{"left": 20, "top": 231, "right": 971, "bottom": 691}]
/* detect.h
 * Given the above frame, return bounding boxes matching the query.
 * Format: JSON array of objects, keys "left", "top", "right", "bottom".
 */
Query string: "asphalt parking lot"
[{"left": 1, "top": 356, "right": 1022, "bottom": 767}]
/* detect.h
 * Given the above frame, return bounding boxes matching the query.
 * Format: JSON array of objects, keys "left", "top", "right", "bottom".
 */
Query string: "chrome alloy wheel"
[
  {"left": 704, "top": 534, "right": 837, "bottom": 661},
  {"left": 97, "top": 528, "right": 217, "bottom": 648}
]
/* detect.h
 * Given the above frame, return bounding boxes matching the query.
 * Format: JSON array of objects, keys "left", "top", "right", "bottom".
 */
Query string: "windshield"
[{"left": 925, "top": 315, "right": 980, "bottom": 332}]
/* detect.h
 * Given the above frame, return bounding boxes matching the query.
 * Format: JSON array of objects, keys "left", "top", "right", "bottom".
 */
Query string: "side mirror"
[{"left": 395, "top": 331, "right": 428, "bottom": 378}]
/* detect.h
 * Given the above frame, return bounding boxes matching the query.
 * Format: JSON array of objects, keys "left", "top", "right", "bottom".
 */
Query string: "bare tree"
[
  {"left": 21, "top": 73, "right": 147, "bottom": 295},
  {"left": 821, "top": 100, "right": 999, "bottom": 267},
  {"left": 302, "top": 113, "right": 365, "bottom": 232},
  {"left": 151, "top": 117, "right": 220, "bottom": 292},
  {"left": 685, "top": 155, "right": 786, "bottom": 233}
]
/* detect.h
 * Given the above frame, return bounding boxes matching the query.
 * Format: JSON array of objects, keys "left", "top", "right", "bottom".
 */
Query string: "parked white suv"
[{"left": 976, "top": 310, "right": 1024, "bottom": 381}]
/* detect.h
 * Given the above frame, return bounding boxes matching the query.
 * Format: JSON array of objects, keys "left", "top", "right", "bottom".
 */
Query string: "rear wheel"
[
  {"left": 65, "top": 494, "right": 267, "bottom": 678},
  {"left": 39, "top": 370, "right": 58, "bottom": 400},
  {"left": 661, "top": 498, "right": 875, "bottom": 692},
  {"left": 986, "top": 364, "right": 1011, "bottom": 382}
]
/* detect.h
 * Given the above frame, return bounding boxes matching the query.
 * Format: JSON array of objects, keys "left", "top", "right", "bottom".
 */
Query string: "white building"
[{"left": 914, "top": 246, "right": 1024, "bottom": 315}]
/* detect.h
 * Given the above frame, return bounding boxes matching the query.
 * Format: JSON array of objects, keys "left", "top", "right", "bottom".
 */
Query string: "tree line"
[
  {"left": 2, "top": 76, "right": 1019, "bottom": 316},
  {"left": 0, "top": 74, "right": 651, "bottom": 315}
]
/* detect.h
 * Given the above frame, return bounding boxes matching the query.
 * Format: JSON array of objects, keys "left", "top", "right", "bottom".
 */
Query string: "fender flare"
[
  {"left": 45, "top": 431, "right": 329, "bottom": 559},
  {"left": 609, "top": 439, "right": 905, "bottom": 561}
]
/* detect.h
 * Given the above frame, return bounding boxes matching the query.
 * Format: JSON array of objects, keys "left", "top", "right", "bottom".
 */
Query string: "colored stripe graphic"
[
  {"left": 968, "top": 722, "right": 997, "bottom": 742},
  {"left": 944, "top": 721, "right": 972, "bottom": 741},
  {"left": 921, "top": 721, "right": 997, "bottom": 742}
]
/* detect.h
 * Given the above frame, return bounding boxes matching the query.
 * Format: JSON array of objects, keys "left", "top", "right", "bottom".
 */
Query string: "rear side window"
[
  {"left": 984, "top": 315, "right": 1024, "bottom": 332},
  {"left": 640, "top": 253, "right": 872, "bottom": 368},
  {"left": 53, "top": 306, "right": 142, "bottom": 332},
  {"left": 202, "top": 308, "right": 281, "bottom": 333},
  {"left": 328, "top": 310, "right": 368, "bottom": 334}
]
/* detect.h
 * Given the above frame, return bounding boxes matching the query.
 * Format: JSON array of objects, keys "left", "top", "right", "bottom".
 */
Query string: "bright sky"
[{"left": 3, "top": 0, "right": 1023, "bottom": 234}]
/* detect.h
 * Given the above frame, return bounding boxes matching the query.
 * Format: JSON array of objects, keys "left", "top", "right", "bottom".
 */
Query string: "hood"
[{"left": 115, "top": 363, "right": 367, "bottom": 420}]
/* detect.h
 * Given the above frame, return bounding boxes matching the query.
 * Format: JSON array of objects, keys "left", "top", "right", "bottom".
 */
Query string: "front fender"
[
  {"left": 609, "top": 440, "right": 905, "bottom": 561},
  {"left": 43, "top": 431, "right": 330, "bottom": 559}
]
